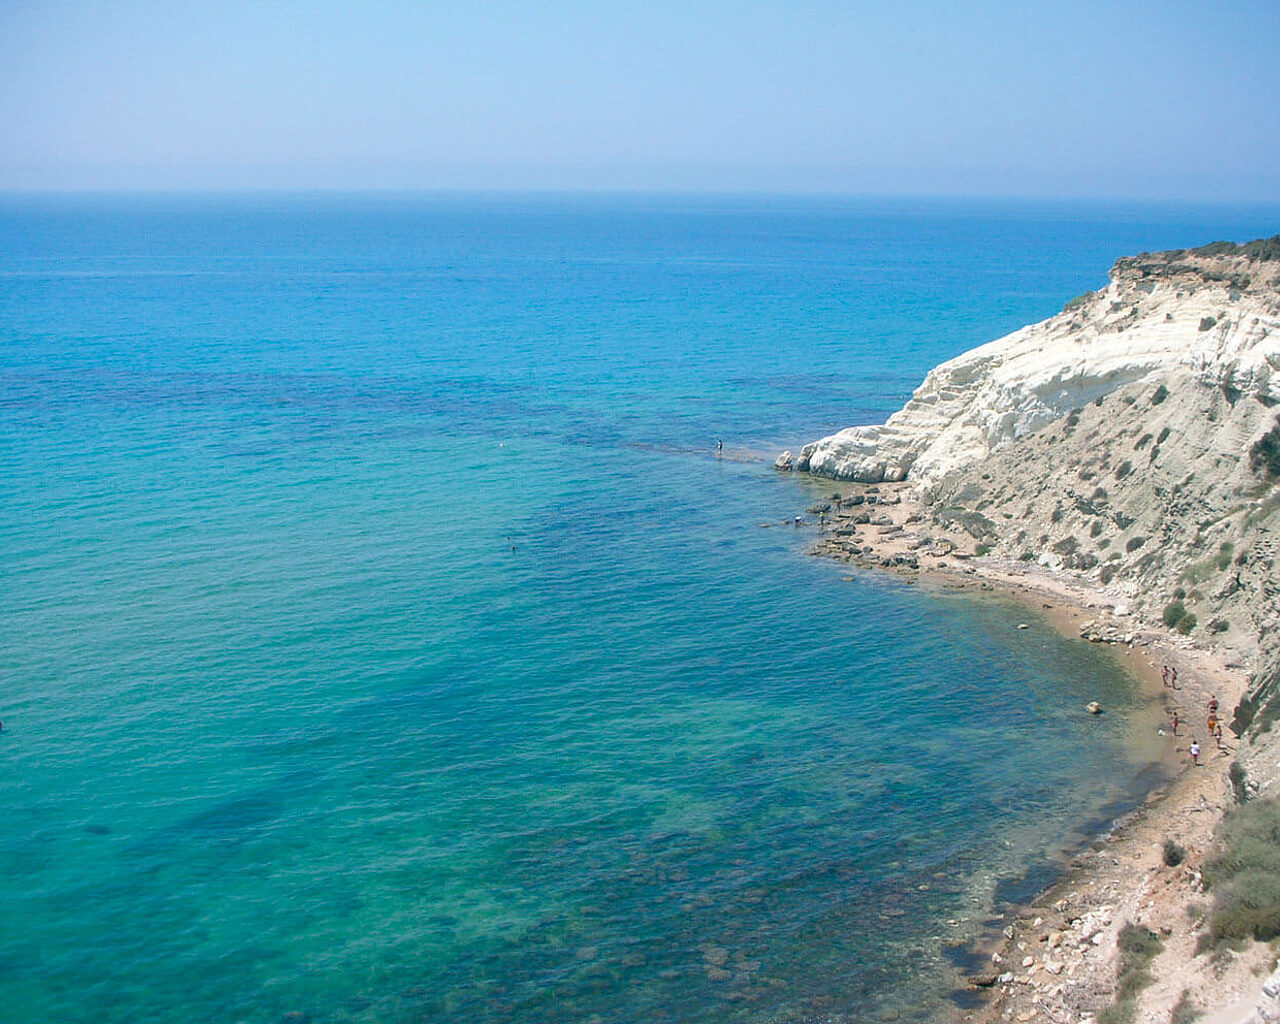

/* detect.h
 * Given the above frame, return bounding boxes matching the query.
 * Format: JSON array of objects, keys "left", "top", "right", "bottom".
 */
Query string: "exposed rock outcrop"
[
  {"left": 790, "top": 238, "right": 1280, "bottom": 681},
  {"left": 786, "top": 239, "right": 1280, "bottom": 485},
  {"left": 790, "top": 238, "right": 1280, "bottom": 1024}
]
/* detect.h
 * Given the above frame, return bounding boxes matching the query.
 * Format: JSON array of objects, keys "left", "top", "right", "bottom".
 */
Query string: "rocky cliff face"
[
  {"left": 782, "top": 239, "right": 1280, "bottom": 485},
  {"left": 785, "top": 237, "right": 1280, "bottom": 784}
]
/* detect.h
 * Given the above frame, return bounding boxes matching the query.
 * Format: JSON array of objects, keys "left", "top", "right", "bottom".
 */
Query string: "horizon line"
[{"left": 2, "top": 185, "right": 1280, "bottom": 208}]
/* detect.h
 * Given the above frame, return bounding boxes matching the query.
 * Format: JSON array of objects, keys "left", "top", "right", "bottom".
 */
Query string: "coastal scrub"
[
  {"left": 1200, "top": 797, "right": 1280, "bottom": 948},
  {"left": 1098, "top": 923, "right": 1163, "bottom": 1024}
]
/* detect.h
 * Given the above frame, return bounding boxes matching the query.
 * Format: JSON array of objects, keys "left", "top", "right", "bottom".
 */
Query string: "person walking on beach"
[
  {"left": 1171, "top": 710, "right": 1179, "bottom": 736},
  {"left": 1162, "top": 665, "right": 1169, "bottom": 688},
  {"left": 1209, "top": 694, "right": 1219, "bottom": 716},
  {"left": 1190, "top": 739, "right": 1201, "bottom": 766},
  {"left": 1170, "top": 666, "right": 1178, "bottom": 688},
  {"left": 1207, "top": 713, "right": 1218, "bottom": 737},
  {"left": 1216, "top": 721, "right": 1224, "bottom": 747}
]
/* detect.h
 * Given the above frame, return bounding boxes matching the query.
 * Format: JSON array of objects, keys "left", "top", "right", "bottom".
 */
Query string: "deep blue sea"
[{"left": 3, "top": 193, "right": 1278, "bottom": 1024}]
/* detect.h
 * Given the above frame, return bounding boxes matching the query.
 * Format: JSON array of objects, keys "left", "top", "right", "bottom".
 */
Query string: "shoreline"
[{"left": 795, "top": 478, "right": 1263, "bottom": 1023}]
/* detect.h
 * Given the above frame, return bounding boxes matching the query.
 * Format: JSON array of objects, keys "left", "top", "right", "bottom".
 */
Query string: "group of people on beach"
[{"left": 1165, "top": 667, "right": 1223, "bottom": 766}]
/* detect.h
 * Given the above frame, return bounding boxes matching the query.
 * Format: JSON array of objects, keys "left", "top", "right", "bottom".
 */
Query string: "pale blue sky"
[{"left": 2, "top": 0, "right": 1278, "bottom": 197}]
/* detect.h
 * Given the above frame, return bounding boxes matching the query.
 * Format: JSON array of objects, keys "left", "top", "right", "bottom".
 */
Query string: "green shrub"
[
  {"left": 1126, "top": 535, "right": 1146, "bottom": 553},
  {"left": 1176, "top": 613, "right": 1197, "bottom": 635},
  {"left": 1250, "top": 420, "right": 1280, "bottom": 478},
  {"left": 1200, "top": 316, "right": 1218, "bottom": 332},
  {"left": 1216, "top": 542, "right": 1235, "bottom": 570},
  {"left": 1098, "top": 1003, "right": 1133, "bottom": 1024},
  {"left": 1157, "top": 426, "right": 1171, "bottom": 444},
  {"left": 1170, "top": 990, "right": 1202, "bottom": 1023},
  {"left": 1098, "top": 922, "right": 1163, "bottom": 1022},
  {"left": 1229, "top": 761, "right": 1248, "bottom": 804},
  {"left": 1163, "top": 601, "right": 1187, "bottom": 627},
  {"left": 1115, "top": 460, "right": 1133, "bottom": 480},
  {"left": 1063, "top": 292, "right": 1093, "bottom": 312},
  {"left": 1202, "top": 798, "right": 1280, "bottom": 947},
  {"left": 1173, "top": 586, "right": 1186, "bottom": 600},
  {"left": 1208, "top": 618, "right": 1230, "bottom": 634},
  {"left": 1151, "top": 384, "right": 1170, "bottom": 405},
  {"left": 1163, "top": 839, "right": 1187, "bottom": 866},
  {"left": 1099, "top": 563, "right": 1117, "bottom": 584},
  {"left": 1192, "top": 240, "right": 1240, "bottom": 257},
  {"left": 1090, "top": 520, "right": 1104, "bottom": 538},
  {"left": 1243, "top": 235, "right": 1280, "bottom": 261},
  {"left": 1211, "top": 868, "right": 1280, "bottom": 943}
]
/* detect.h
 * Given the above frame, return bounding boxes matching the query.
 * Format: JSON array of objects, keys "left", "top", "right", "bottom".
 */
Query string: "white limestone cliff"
[
  {"left": 791, "top": 240, "right": 1280, "bottom": 1024},
  {"left": 781, "top": 243, "right": 1280, "bottom": 485}
]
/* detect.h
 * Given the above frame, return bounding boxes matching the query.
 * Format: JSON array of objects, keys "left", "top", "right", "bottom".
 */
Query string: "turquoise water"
[{"left": 3, "top": 194, "right": 1278, "bottom": 1023}]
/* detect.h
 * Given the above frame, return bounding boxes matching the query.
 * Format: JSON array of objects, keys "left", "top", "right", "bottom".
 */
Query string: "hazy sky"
[{"left": 2, "top": 0, "right": 1278, "bottom": 198}]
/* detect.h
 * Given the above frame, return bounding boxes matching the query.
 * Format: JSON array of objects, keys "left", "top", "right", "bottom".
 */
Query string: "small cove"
[{"left": 2, "top": 193, "right": 1277, "bottom": 1023}]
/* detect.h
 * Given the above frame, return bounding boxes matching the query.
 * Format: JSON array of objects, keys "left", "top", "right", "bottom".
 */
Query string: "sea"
[{"left": 3, "top": 193, "right": 1277, "bottom": 1024}]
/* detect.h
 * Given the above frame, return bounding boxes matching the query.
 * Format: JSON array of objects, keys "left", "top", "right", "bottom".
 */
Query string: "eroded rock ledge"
[
  {"left": 782, "top": 238, "right": 1280, "bottom": 680},
  {"left": 782, "top": 237, "right": 1280, "bottom": 1024},
  {"left": 777, "top": 239, "right": 1280, "bottom": 486}
]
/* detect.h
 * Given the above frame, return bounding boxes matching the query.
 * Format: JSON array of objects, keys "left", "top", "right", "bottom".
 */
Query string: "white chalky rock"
[{"left": 791, "top": 251, "right": 1280, "bottom": 484}]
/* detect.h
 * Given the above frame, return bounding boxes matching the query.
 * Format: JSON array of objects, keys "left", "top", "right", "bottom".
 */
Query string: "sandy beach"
[{"left": 801, "top": 481, "right": 1270, "bottom": 1023}]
